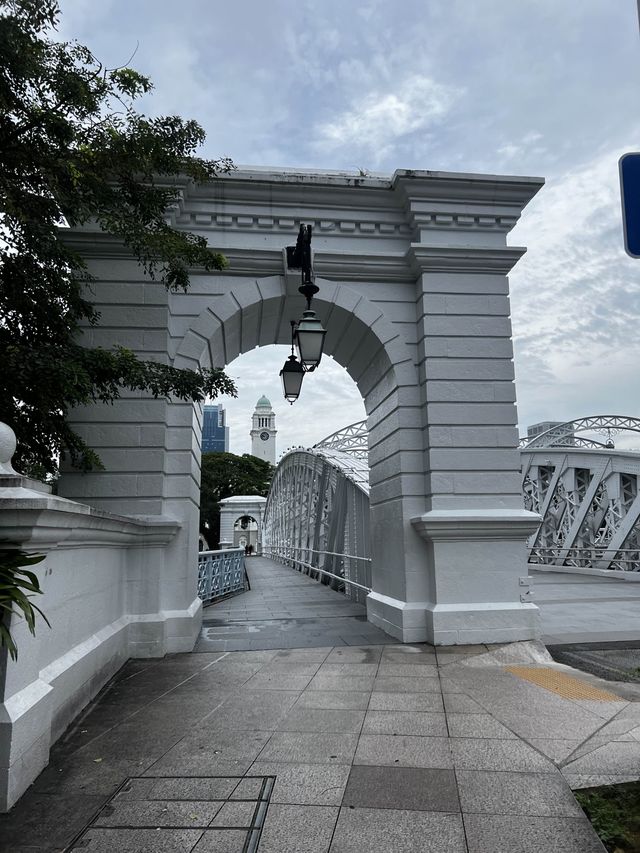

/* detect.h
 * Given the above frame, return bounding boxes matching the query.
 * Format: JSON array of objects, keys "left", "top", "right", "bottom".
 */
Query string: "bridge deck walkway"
[{"left": 196, "top": 556, "right": 397, "bottom": 652}]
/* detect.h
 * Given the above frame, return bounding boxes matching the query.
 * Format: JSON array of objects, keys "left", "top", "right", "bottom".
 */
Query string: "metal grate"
[{"left": 65, "top": 775, "right": 275, "bottom": 852}]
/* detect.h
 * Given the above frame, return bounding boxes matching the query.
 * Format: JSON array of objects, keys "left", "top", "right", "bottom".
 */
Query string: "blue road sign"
[{"left": 619, "top": 152, "right": 640, "bottom": 258}]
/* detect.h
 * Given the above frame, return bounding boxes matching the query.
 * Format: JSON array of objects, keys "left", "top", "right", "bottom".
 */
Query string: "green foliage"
[
  {"left": 200, "top": 452, "right": 274, "bottom": 545},
  {"left": 0, "top": 547, "right": 49, "bottom": 661},
  {"left": 0, "top": 0, "right": 236, "bottom": 474},
  {"left": 576, "top": 782, "right": 640, "bottom": 852}
]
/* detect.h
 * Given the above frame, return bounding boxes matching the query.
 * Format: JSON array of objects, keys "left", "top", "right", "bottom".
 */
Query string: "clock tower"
[{"left": 250, "top": 395, "right": 277, "bottom": 464}]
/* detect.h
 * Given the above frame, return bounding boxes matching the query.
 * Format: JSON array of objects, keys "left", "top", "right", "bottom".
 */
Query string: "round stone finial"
[{"left": 0, "top": 422, "right": 18, "bottom": 475}]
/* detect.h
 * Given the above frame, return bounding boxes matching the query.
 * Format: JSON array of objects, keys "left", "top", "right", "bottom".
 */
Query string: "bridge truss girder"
[
  {"left": 263, "top": 448, "right": 371, "bottom": 602},
  {"left": 522, "top": 446, "right": 640, "bottom": 572}
]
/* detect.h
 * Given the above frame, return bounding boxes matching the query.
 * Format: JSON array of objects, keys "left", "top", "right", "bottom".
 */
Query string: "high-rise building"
[
  {"left": 202, "top": 404, "right": 229, "bottom": 453},
  {"left": 527, "top": 420, "right": 574, "bottom": 445},
  {"left": 250, "top": 396, "right": 276, "bottom": 464}
]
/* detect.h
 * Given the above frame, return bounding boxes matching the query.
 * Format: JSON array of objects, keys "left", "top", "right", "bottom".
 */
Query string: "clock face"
[{"left": 260, "top": 431, "right": 270, "bottom": 441}]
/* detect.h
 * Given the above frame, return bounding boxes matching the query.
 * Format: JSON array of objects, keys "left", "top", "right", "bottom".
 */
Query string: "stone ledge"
[
  {"left": 0, "top": 486, "right": 180, "bottom": 550},
  {"left": 411, "top": 508, "right": 541, "bottom": 542}
]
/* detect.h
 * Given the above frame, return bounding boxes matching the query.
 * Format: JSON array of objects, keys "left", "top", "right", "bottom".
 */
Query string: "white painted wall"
[{"left": 0, "top": 450, "right": 189, "bottom": 811}]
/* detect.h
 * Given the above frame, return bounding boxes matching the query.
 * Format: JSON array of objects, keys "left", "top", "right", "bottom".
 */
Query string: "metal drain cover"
[{"left": 66, "top": 775, "right": 275, "bottom": 852}]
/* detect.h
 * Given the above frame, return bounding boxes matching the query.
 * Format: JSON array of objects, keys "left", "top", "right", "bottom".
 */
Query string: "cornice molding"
[
  {"left": 0, "top": 490, "right": 181, "bottom": 550},
  {"left": 411, "top": 509, "right": 542, "bottom": 542},
  {"left": 392, "top": 169, "right": 545, "bottom": 207},
  {"left": 408, "top": 244, "right": 527, "bottom": 275}
]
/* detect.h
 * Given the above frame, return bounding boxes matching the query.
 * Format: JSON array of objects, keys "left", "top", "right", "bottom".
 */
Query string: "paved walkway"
[
  {"left": 532, "top": 568, "right": 640, "bottom": 644},
  {"left": 196, "top": 557, "right": 397, "bottom": 652},
  {"left": 2, "top": 558, "right": 640, "bottom": 852}
]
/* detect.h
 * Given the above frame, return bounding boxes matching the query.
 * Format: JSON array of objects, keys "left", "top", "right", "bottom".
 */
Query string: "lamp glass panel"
[
  {"left": 280, "top": 357, "right": 304, "bottom": 401},
  {"left": 294, "top": 311, "right": 327, "bottom": 369}
]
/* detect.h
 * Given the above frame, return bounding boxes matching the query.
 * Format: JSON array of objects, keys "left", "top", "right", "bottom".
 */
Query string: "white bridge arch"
[{"left": 60, "top": 166, "right": 544, "bottom": 646}]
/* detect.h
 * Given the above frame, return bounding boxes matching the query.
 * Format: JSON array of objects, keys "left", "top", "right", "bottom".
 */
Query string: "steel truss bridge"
[
  {"left": 263, "top": 416, "right": 640, "bottom": 582},
  {"left": 262, "top": 425, "right": 372, "bottom": 602}
]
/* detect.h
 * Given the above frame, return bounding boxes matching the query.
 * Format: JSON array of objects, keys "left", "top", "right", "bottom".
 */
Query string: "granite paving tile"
[
  {"left": 446, "top": 713, "right": 516, "bottom": 739},
  {"left": 329, "top": 807, "right": 466, "bottom": 853},
  {"left": 562, "top": 740, "right": 640, "bottom": 774},
  {"left": 258, "top": 731, "right": 359, "bottom": 764},
  {"left": 277, "top": 707, "right": 366, "bottom": 733},
  {"left": 354, "top": 734, "right": 453, "bottom": 769},
  {"left": 325, "top": 647, "right": 384, "bottom": 663},
  {"left": 256, "top": 661, "right": 322, "bottom": 677},
  {"left": 293, "top": 690, "right": 371, "bottom": 710},
  {"left": 315, "top": 663, "right": 379, "bottom": 676},
  {"left": 68, "top": 828, "right": 204, "bottom": 852},
  {"left": 362, "top": 710, "right": 448, "bottom": 737},
  {"left": 93, "top": 799, "right": 223, "bottom": 827},
  {"left": 438, "top": 676, "right": 467, "bottom": 693},
  {"left": 442, "top": 694, "right": 487, "bottom": 714},
  {"left": 31, "top": 756, "right": 156, "bottom": 795},
  {"left": 342, "top": 766, "right": 459, "bottom": 811},
  {"left": 377, "top": 663, "right": 439, "bottom": 677},
  {"left": 143, "top": 756, "right": 254, "bottom": 777},
  {"left": 451, "top": 738, "right": 555, "bottom": 772},
  {"left": 205, "top": 691, "right": 299, "bottom": 730},
  {"left": 563, "top": 772, "right": 640, "bottom": 789},
  {"left": 0, "top": 793, "right": 106, "bottom": 852},
  {"left": 368, "top": 692, "right": 444, "bottom": 712},
  {"left": 307, "top": 673, "right": 375, "bottom": 692},
  {"left": 272, "top": 648, "right": 332, "bottom": 661},
  {"left": 114, "top": 777, "right": 239, "bottom": 800},
  {"left": 380, "top": 645, "right": 435, "bottom": 657},
  {"left": 525, "top": 739, "right": 584, "bottom": 763},
  {"left": 372, "top": 676, "right": 442, "bottom": 694},
  {"left": 240, "top": 672, "right": 313, "bottom": 691},
  {"left": 170, "top": 728, "right": 273, "bottom": 762},
  {"left": 229, "top": 776, "right": 266, "bottom": 799},
  {"left": 249, "top": 762, "right": 350, "bottom": 805},
  {"left": 72, "top": 720, "right": 186, "bottom": 760},
  {"left": 571, "top": 699, "right": 628, "bottom": 720},
  {"left": 462, "top": 813, "right": 606, "bottom": 853},
  {"left": 456, "top": 770, "right": 585, "bottom": 816},
  {"left": 191, "top": 830, "right": 249, "bottom": 851},
  {"left": 210, "top": 800, "right": 258, "bottom": 827},
  {"left": 256, "top": 804, "right": 339, "bottom": 853}
]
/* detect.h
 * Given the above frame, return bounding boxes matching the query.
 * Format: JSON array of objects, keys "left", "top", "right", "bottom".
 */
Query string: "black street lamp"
[
  {"left": 294, "top": 308, "right": 326, "bottom": 371},
  {"left": 280, "top": 224, "right": 327, "bottom": 402},
  {"left": 280, "top": 323, "right": 305, "bottom": 404}
]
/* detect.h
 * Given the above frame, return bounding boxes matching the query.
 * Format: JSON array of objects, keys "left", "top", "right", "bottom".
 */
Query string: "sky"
[{"left": 58, "top": 0, "right": 640, "bottom": 457}]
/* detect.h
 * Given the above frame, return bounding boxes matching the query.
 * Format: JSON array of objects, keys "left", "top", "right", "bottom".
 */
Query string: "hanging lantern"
[
  {"left": 294, "top": 309, "right": 327, "bottom": 371},
  {"left": 280, "top": 353, "right": 304, "bottom": 403}
]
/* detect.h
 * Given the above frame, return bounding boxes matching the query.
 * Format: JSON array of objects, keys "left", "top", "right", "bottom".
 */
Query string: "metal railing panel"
[{"left": 197, "top": 548, "right": 247, "bottom": 605}]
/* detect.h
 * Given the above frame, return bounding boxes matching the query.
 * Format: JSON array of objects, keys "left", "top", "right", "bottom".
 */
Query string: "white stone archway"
[
  {"left": 60, "top": 167, "right": 544, "bottom": 647},
  {"left": 218, "top": 495, "right": 266, "bottom": 553}
]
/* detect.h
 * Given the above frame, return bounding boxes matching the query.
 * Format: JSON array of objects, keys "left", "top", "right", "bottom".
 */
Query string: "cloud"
[
  {"left": 314, "top": 74, "right": 462, "bottom": 163},
  {"left": 510, "top": 137, "right": 640, "bottom": 430}
]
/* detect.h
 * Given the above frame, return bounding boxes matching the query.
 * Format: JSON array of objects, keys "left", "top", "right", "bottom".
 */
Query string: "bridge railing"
[
  {"left": 529, "top": 546, "right": 640, "bottom": 573},
  {"left": 265, "top": 544, "right": 372, "bottom": 600},
  {"left": 197, "top": 548, "right": 248, "bottom": 605}
]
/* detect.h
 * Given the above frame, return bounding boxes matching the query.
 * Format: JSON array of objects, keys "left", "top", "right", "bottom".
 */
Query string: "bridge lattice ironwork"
[{"left": 263, "top": 444, "right": 371, "bottom": 602}]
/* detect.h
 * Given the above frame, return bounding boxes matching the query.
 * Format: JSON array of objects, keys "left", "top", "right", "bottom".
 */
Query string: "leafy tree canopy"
[
  {"left": 0, "top": 0, "right": 236, "bottom": 475},
  {"left": 200, "top": 452, "right": 274, "bottom": 545}
]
